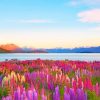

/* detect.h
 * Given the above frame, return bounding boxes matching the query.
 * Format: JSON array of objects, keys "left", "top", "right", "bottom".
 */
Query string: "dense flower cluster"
[{"left": 0, "top": 59, "right": 100, "bottom": 100}]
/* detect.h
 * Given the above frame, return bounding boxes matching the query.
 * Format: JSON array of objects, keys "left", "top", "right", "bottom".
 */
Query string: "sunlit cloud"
[{"left": 77, "top": 9, "right": 100, "bottom": 23}]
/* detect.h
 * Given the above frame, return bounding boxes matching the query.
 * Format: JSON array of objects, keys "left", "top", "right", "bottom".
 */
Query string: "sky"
[{"left": 0, "top": 0, "right": 100, "bottom": 48}]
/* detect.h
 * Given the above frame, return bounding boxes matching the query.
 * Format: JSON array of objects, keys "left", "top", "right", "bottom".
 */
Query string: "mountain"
[
  {"left": 33, "top": 49, "right": 47, "bottom": 53},
  {"left": 0, "top": 44, "right": 24, "bottom": 53},
  {"left": 0, "top": 44, "right": 99, "bottom": 53},
  {"left": 22, "top": 48, "right": 47, "bottom": 53},
  {"left": 71, "top": 46, "right": 100, "bottom": 53},
  {"left": 0, "top": 44, "right": 47, "bottom": 53},
  {"left": 0, "top": 48, "right": 10, "bottom": 53},
  {"left": 0, "top": 44, "right": 20, "bottom": 51},
  {"left": 46, "top": 46, "right": 100, "bottom": 53}
]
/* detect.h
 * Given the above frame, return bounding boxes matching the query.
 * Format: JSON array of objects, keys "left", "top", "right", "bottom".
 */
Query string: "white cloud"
[
  {"left": 8, "top": 19, "right": 53, "bottom": 24},
  {"left": 78, "top": 9, "right": 100, "bottom": 23},
  {"left": 90, "top": 26, "right": 100, "bottom": 31},
  {"left": 19, "top": 19, "right": 52, "bottom": 23},
  {"left": 68, "top": 1, "right": 78, "bottom": 6},
  {"left": 69, "top": 0, "right": 100, "bottom": 6},
  {"left": 82, "top": 0, "right": 100, "bottom": 5}
]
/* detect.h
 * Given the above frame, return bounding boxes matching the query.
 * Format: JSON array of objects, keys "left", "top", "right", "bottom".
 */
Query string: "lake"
[{"left": 0, "top": 53, "right": 100, "bottom": 61}]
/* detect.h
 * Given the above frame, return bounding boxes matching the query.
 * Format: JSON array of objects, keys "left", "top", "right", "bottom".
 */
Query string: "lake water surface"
[{"left": 0, "top": 53, "right": 100, "bottom": 61}]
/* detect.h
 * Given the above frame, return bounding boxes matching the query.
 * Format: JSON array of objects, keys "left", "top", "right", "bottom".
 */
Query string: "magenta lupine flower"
[
  {"left": 41, "top": 94, "right": 47, "bottom": 100},
  {"left": 41, "top": 88, "right": 47, "bottom": 100},
  {"left": 48, "top": 82, "right": 54, "bottom": 91},
  {"left": 1, "top": 97, "right": 6, "bottom": 100},
  {"left": 95, "top": 83, "right": 99, "bottom": 96}
]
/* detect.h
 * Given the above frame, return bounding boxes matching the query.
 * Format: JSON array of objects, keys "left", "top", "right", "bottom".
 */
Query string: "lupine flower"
[
  {"left": 0, "top": 59, "right": 99, "bottom": 99},
  {"left": 53, "top": 86, "right": 60, "bottom": 100}
]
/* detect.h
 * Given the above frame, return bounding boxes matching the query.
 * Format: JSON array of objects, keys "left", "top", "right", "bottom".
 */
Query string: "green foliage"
[
  {"left": 59, "top": 86, "right": 64, "bottom": 100},
  {"left": 52, "top": 71, "right": 56, "bottom": 76},
  {"left": 3, "top": 88, "right": 9, "bottom": 97},
  {"left": 23, "top": 82, "right": 29, "bottom": 89},
  {"left": 40, "top": 83, "right": 42, "bottom": 89},
  {"left": 0, "top": 72, "right": 3, "bottom": 76},
  {"left": 91, "top": 77, "right": 100, "bottom": 85},
  {"left": 81, "top": 75, "right": 87, "bottom": 81},
  {"left": 68, "top": 71, "right": 75, "bottom": 78},
  {"left": 87, "top": 90, "right": 100, "bottom": 100},
  {"left": 60, "top": 87, "right": 64, "bottom": 96},
  {"left": 29, "top": 68, "right": 35, "bottom": 73},
  {"left": 0, "top": 88, "right": 3, "bottom": 98},
  {"left": 0, "top": 87, "right": 9, "bottom": 99}
]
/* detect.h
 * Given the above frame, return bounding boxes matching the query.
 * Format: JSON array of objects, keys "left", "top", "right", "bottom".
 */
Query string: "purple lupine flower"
[
  {"left": 33, "top": 90, "right": 38, "bottom": 100},
  {"left": 64, "top": 92, "right": 70, "bottom": 100},
  {"left": 22, "top": 90, "right": 27, "bottom": 99},
  {"left": 69, "top": 88, "right": 76, "bottom": 100},
  {"left": 77, "top": 89, "right": 82, "bottom": 100},
  {"left": 27, "top": 90, "right": 33, "bottom": 100},
  {"left": 14, "top": 91, "right": 18, "bottom": 100},
  {"left": 64, "top": 86, "right": 70, "bottom": 100},
  {"left": 17, "top": 87, "right": 21, "bottom": 100},
  {"left": 6, "top": 96, "right": 12, "bottom": 100},
  {"left": 0, "top": 75, "right": 3, "bottom": 86},
  {"left": 84, "top": 92, "right": 87, "bottom": 100},
  {"left": 21, "top": 94, "right": 24, "bottom": 100},
  {"left": 14, "top": 87, "right": 21, "bottom": 100},
  {"left": 53, "top": 86, "right": 60, "bottom": 100},
  {"left": 77, "top": 88, "right": 87, "bottom": 100}
]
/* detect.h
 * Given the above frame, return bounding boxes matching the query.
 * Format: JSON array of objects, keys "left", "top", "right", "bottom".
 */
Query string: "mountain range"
[{"left": 0, "top": 44, "right": 100, "bottom": 53}]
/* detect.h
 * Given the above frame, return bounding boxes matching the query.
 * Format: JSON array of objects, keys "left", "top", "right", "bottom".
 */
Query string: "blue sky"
[{"left": 0, "top": 0, "right": 100, "bottom": 48}]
